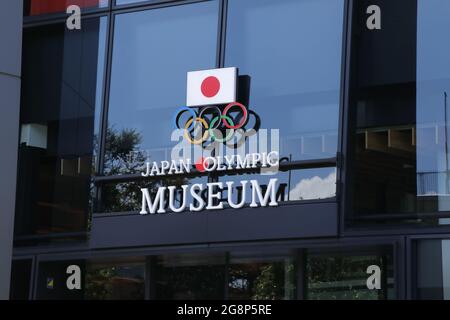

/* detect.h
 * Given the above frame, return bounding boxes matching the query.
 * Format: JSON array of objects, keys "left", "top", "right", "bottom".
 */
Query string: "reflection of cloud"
[{"left": 289, "top": 172, "right": 336, "bottom": 200}]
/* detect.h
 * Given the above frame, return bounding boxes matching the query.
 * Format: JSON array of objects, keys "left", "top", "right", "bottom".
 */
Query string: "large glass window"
[
  {"left": 32, "top": 245, "right": 396, "bottom": 300},
  {"left": 99, "top": 0, "right": 343, "bottom": 214},
  {"left": 225, "top": 0, "right": 344, "bottom": 162},
  {"left": 349, "top": 0, "right": 450, "bottom": 225},
  {"left": 10, "top": 259, "right": 32, "bottom": 300},
  {"left": 35, "top": 257, "right": 145, "bottom": 300},
  {"left": 36, "top": 259, "right": 86, "bottom": 300},
  {"left": 154, "top": 253, "right": 226, "bottom": 300},
  {"left": 16, "top": 17, "right": 107, "bottom": 237},
  {"left": 105, "top": 1, "right": 219, "bottom": 176},
  {"left": 228, "top": 250, "right": 296, "bottom": 300},
  {"left": 85, "top": 259, "right": 145, "bottom": 300},
  {"left": 307, "top": 248, "right": 395, "bottom": 300}
]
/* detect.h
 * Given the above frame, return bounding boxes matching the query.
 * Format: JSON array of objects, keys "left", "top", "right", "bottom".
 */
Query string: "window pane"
[
  {"left": 228, "top": 250, "right": 296, "bottom": 300},
  {"left": 105, "top": 1, "right": 219, "bottom": 176},
  {"left": 10, "top": 260, "right": 32, "bottom": 300},
  {"left": 219, "top": 167, "right": 336, "bottom": 205},
  {"left": 415, "top": 239, "right": 450, "bottom": 299},
  {"left": 349, "top": 0, "right": 450, "bottom": 225},
  {"left": 417, "top": 0, "right": 450, "bottom": 215},
  {"left": 35, "top": 258, "right": 145, "bottom": 300},
  {"left": 307, "top": 249, "right": 395, "bottom": 300},
  {"left": 154, "top": 253, "right": 226, "bottom": 300},
  {"left": 25, "top": 0, "right": 108, "bottom": 16},
  {"left": 85, "top": 259, "right": 145, "bottom": 300},
  {"left": 16, "top": 18, "right": 107, "bottom": 237},
  {"left": 36, "top": 260, "right": 86, "bottom": 300},
  {"left": 225, "top": 0, "right": 344, "bottom": 161}
]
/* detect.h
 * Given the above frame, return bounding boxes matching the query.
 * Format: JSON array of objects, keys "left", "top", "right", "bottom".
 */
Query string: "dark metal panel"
[
  {"left": 90, "top": 203, "right": 338, "bottom": 249},
  {"left": 91, "top": 211, "right": 209, "bottom": 248},
  {"left": 339, "top": 0, "right": 354, "bottom": 235},
  {"left": 207, "top": 203, "right": 338, "bottom": 242}
]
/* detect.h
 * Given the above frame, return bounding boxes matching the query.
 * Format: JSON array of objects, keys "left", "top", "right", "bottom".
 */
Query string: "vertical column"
[{"left": 0, "top": 0, "right": 23, "bottom": 300}]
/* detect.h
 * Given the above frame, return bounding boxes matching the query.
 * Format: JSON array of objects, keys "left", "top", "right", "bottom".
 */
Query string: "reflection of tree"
[
  {"left": 104, "top": 125, "right": 145, "bottom": 176},
  {"left": 101, "top": 125, "right": 188, "bottom": 213},
  {"left": 228, "top": 262, "right": 295, "bottom": 300},
  {"left": 156, "top": 265, "right": 225, "bottom": 300},
  {"left": 85, "top": 266, "right": 145, "bottom": 300},
  {"left": 307, "top": 256, "right": 386, "bottom": 300},
  {"left": 252, "top": 262, "right": 295, "bottom": 300},
  {"left": 85, "top": 267, "right": 118, "bottom": 300}
]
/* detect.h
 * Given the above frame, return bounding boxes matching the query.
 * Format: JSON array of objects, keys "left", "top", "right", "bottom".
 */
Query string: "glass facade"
[
  {"left": 16, "top": 17, "right": 107, "bottom": 237},
  {"left": 225, "top": 0, "right": 343, "bottom": 162},
  {"left": 348, "top": 0, "right": 450, "bottom": 225},
  {"left": 8, "top": 0, "right": 450, "bottom": 300},
  {"left": 30, "top": 246, "right": 395, "bottom": 300},
  {"left": 105, "top": 1, "right": 219, "bottom": 175}
]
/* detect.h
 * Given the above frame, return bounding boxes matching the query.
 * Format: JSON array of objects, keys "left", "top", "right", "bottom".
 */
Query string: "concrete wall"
[{"left": 0, "top": 0, "right": 23, "bottom": 300}]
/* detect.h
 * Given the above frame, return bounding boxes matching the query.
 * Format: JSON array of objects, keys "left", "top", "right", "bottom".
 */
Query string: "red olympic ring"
[{"left": 222, "top": 102, "right": 248, "bottom": 130}]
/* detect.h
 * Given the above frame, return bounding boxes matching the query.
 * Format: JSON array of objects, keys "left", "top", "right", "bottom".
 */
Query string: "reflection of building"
[{"left": 3, "top": 0, "right": 450, "bottom": 300}]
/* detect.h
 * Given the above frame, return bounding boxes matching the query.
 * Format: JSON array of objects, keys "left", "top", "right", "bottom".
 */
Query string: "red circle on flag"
[{"left": 201, "top": 76, "right": 220, "bottom": 98}]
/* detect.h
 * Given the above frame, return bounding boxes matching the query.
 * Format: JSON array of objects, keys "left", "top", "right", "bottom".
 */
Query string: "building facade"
[{"left": 4, "top": 0, "right": 450, "bottom": 300}]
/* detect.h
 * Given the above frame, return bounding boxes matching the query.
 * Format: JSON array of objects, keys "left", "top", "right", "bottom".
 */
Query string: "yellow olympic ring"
[{"left": 184, "top": 117, "right": 209, "bottom": 145}]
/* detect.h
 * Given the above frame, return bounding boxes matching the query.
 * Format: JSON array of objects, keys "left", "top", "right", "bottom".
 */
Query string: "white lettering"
[
  {"left": 140, "top": 187, "right": 166, "bottom": 214},
  {"left": 250, "top": 178, "right": 278, "bottom": 208}
]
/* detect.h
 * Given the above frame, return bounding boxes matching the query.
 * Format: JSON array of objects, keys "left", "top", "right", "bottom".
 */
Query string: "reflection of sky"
[
  {"left": 417, "top": 0, "right": 450, "bottom": 173},
  {"left": 416, "top": 1, "right": 450, "bottom": 201},
  {"left": 219, "top": 167, "right": 336, "bottom": 203},
  {"left": 116, "top": 0, "right": 146, "bottom": 5},
  {"left": 225, "top": 0, "right": 344, "bottom": 160},
  {"left": 107, "top": 0, "right": 344, "bottom": 165},
  {"left": 108, "top": 1, "right": 219, "bottom": 163}
]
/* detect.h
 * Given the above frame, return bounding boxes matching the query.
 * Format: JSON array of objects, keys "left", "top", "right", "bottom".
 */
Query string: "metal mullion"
[
  {"left": 112, "top": 0, "right": 212, "bottom": 15},
  {"left": 23, "top": 7, "right": 110, "bottom": 27},
  {"left": 145, "top": 256, "right": 156, "bottom": 300},
  {"left": 405, "top": 236, "right": 414, "bottom": 300},
  {"left": 31, "top": 255, "right": 40, "bottom": 300},
  {"left": 216, "top": 0, "right": 228, "bottom": 68},
  {"left": 296, "top": 249, "right": 307, "bottom": 300},
  {"left": 96, "top": 8, "right": 116, "bottom": 212},
  {"left": 223, "top": 252, "right": 230, "bottom": 300},
  {"left": 393, "top": 236, "right": 407, "bottom": 300},
  {"left": 29, "top": 256, "right": 37, "bottom": 300},
  {"left": 23, "top": 11, "right": 110, "bottom": 29},
  {"left": 354, "top": 211, "right": 450, "bottom": 221},
  {"left": 339, "top": 0, "right": 354, "bottom": 236}
]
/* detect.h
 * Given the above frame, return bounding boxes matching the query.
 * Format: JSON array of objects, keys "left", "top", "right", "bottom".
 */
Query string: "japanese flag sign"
[{"left": 186, "top": 67, "right": 237, "bottom": 107}]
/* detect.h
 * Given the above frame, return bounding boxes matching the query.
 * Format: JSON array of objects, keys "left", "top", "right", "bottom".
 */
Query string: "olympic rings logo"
[{"left": 173, "top": 102, "right": 260, "bottom": 147}]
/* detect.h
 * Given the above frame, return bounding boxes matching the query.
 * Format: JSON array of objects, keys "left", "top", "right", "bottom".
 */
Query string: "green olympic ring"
[{"left": 208, "top": 116, "right": 235, "bottom": 143}]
